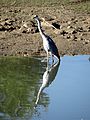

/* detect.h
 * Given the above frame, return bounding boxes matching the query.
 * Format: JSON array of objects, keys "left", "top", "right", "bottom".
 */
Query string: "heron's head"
[{"left": 33, "top": 15, "right": 39, "bottom": 21}]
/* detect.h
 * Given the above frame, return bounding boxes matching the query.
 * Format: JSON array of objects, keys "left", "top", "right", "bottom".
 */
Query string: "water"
[{"left": 0, "top": 55, "right": 90, "bottom": 120}]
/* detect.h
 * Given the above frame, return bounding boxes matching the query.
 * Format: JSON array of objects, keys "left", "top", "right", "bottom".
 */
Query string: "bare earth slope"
[{"left": 0, "top": 2, "right": 90, "bottom": 56}]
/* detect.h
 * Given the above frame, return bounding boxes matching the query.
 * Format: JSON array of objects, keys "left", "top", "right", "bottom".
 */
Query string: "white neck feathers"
[{"left": 36, "top": 19, "right": 44, "bottom": 37}]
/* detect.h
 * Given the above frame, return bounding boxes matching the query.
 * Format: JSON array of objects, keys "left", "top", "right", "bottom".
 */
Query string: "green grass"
[
  {"left": 69, "top": 1, "right": 90, "bottom": 13},
  {"left": 0, "top": 0, "right": 63, "bottom": 6},
  {"left": 0, "top": 0, "right": 90, "bottom": 13},
  {"left": 0, "top": 0, "right": 75, "bottom": 6}
]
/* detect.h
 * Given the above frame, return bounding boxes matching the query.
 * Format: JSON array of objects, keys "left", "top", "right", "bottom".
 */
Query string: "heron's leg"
[
  {"left": 41, "top": 57, "right": 47, "bottom": 62},
  {"left": 46, "top": 61, "right": 49, "bottom": 71},
  {"left": 47, "top": 52, "right": 49, "bottom": 66},
  {"left": 51, "top": 54, "right": 54, "bottom": 66}
]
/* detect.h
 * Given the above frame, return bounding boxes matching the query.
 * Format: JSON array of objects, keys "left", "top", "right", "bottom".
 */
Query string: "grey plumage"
[{"left": 33, "top": 15, "right": 60, "bottom": 62}]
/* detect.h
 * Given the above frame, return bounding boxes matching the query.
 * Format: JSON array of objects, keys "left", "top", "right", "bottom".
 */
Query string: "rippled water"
[{"left": 0, "top": 55, "right": 90, "bottom": 120}]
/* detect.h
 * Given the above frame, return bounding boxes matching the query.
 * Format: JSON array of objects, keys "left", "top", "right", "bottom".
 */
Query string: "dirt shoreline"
[{"left": 0, "top": 5, "right": 90, "bottom": 57}]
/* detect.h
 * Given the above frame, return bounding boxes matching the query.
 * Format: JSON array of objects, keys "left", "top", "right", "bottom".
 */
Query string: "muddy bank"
[{"left": 0, "top": 6, "right": 90, "bottom": 57}]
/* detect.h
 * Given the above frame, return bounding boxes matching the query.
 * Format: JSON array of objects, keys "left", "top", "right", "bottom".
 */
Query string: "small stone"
[
  {"left": 78, "top": 37, "right": 83, "bottom": 41},
  {"left": 54, "top": 29, "right": 60, "bottom": 34},
  {"left": 67, "top": 25, "right": 73, "bottom": 29},
  {"left": 76, "top": 27, "right": 83, "bottom": 32},
  {"left": 71, "top": 35, "right": 77, "bottom": 40},
  {"left": 60, "top": 30, "right": 68, "bottom": 35},
  {"left": 67, "top": 35, "right": 70, "bottom": 39},
  {"left": 83, "top": 40, "right": 89, "bottom": 45},
  {"left": 52, "top": 22, "right": 60, "bottom": 29},
  {"left": 0, "top": 21, "right": 5, "bottom": 26},
  {"left": 67, "top": 21, "right": 72, "bottom": 25},
  {"left": 31, "top": 27, "right": 39, "bottom": 34},
  {"left": 71, "top": 29, "right": 77, "bottom": 34},
  {"left": 23, "top": 51, "right": 28, "bottom": 56},
  {"left": 71, "top": 17, "right": 75, "bottom": 21},
  {"left": 88, "top": 27, "right": 90, "bottom": 32},
  {"left": 73, "top": 19, "right": 78, "bottom": 23},
  {"left": 84, "top": 39, "right": 89, "bottom": 44},
  {"left": 5, "top": 20, "right": 12, "bottom": 25},
  {"left": 44, "top": 15, "right": 54, "bottom": 21},
  {"left": 0, "top": 25, "right": 3, "bottom": 31}
]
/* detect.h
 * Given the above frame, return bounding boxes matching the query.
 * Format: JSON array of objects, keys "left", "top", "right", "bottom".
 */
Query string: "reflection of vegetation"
[{"left": 0, "top": 57, "right": 49, "bottom": 119}]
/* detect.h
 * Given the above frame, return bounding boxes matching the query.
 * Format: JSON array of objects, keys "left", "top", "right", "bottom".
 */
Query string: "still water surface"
[{"left": 0, "top": 55, "right": 90, "bottom": 120}]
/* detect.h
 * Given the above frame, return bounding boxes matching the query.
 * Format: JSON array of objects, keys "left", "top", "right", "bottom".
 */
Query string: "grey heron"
[{"left": 33, "top": 15, "right": 60, "bottom": 64}]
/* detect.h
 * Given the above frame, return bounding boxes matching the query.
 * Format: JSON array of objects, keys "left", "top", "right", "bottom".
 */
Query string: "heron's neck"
[{"left": 36, "top": 19, "right": 44, "bottom": 37}]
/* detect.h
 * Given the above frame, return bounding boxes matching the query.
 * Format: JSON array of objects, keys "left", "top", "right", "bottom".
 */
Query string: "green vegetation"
[
  {"left": 0, "top": 0, "right": 63, "bottom": 6},
  {"left": 0, "top": 57, "right": 48, "bottom": 119},
  {"left": 0, "top": 0, "right": 90, "bottom": 13},
  {"left": 69, "top": 1, "right": 90, "bottom": 13}
]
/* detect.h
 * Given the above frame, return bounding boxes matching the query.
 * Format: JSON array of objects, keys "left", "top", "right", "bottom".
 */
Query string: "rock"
[
  {"left": 44, "top": 15, "right": 54, "bottom": 21},
  {"left": 21, "top": 27, "right": 27, "bottom": 33},
  {"left": 0, "top": 18, "right": 17, "bottom": 31},
  {"left": 23, "top": 51, "right": 29, "bottom": 56},
  {"left": 73, "top": 19, "right": 78, "bottom": 23},
  {"left": 84, "top": 39, "right": 89, "bottom": 44},
  {"left": 83, "top": 39, "right": 89, "bottom": 45},
  {"left": 20, "top": 25, "right": 38, "bottom": 34},
  {"left": 30, "top": 27, "right": 39, "bottom": 34},
  {"left": 52, "top": 22, "right": 60, "bottom": 29},
  {"left": 54, "top": 29, "right": 61, "bottom": 34},
  {"left": 78, "top": 37, "right": 83, "bottom": 41},
  {"left": 67, "top": 21, "right": 72, "bottom": 25},
  {"left": 60, "top": 29, "right": 68, "bottom": 35},
  {"left": 66, "top": 28, "right": 77, "bottom": 34},
  {"left": 30, "top": 20, "right": 36, "bottom": 27},
  {"left": 0, "top": 25, "right": 15, "bottom": 31},
  {"left": 71, "top": 17, "right": 75, "bottom": 21},
  {"left": 67, "top": 25, "right": 73, "bottom": 29},
  {"left": 19, "top": 20, "right": 39, "bottom": 34},
  {"left": 5, "top": 20, "right": 13, "bottom": 25},
  {"left": 76, "top": 27, "right": 84, "bottom": 32},
  {"left": 88, "top": 27, "right": 90, "bottom": 32},
  {"left": 0, "top": 21, "right": 6, "bottom": 26},
  {"left": 67, "top": 35, "right": 71, "bottom": 39},
  {"left": 0, "top": 25, "right": 3, "bottom": 31},
  {"left": 71, "top": 29, "right": 77, "bottom": 34},
  {"left": 71, "top": 35, "right": 77, "bottom": 41}
]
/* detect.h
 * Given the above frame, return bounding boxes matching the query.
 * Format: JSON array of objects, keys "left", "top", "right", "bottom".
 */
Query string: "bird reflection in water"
[{"left": 35, "top": 60, "right": 60, "bottom": 107}]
